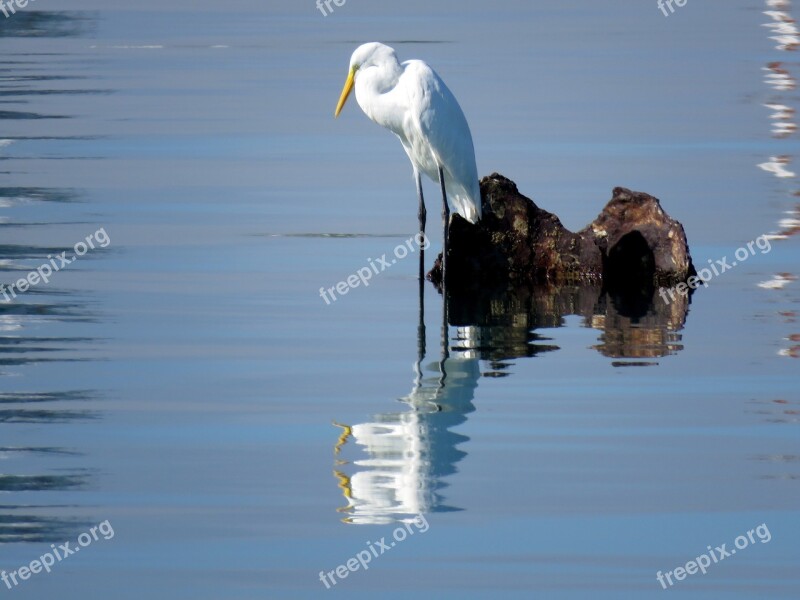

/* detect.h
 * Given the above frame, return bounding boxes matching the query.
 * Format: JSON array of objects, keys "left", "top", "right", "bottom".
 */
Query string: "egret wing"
[{"left": 402, "top": 60, "right": 481, "bottom": 223}]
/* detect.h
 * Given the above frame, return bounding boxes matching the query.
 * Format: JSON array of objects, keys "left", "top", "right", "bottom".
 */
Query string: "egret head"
[{"left": 334, "top": 42, "right": 398, "bottom": 118}]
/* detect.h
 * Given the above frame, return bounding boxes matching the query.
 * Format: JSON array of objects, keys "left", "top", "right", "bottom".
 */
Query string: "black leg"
[
  {"left": 438, "top": 166, "right": 449, "bottom": 287},
  {"left": 416, "top": 260, "right": 426, "bottom": 391},
  {"left": 438, "top": 270, "right": 449, "bottom": 391},
  {"left": 415, "top": 170, "right": 427, "bottom": 363},
  {"left": 416, "top": 170, "right": 426, "bottom": 284},
  {"left": 437, "top": 166, "right": 450, "bottom": 387}
]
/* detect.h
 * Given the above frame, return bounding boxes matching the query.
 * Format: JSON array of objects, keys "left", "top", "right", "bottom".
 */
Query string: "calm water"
[{"left": 0, "top": 1, "right": 798, "bottom": 598}]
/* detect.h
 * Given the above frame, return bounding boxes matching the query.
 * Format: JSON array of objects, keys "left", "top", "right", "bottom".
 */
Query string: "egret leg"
[
  {"left": 438, "top": 166, "right": 450, "bottom": 380},
  {"left": 415, "top": 263, "right": 425, "bottom": 391},
  {"left": 438, "top": 268, "right": 449, "bottom": 391},
  {"left": 415, "top": 170, "right": 426, "bottom": 284},
  {"left": 414, "top": 170, "right": 426, "bottom": 363},
  {"left": 416, "top": 169, "right": 427, "bottom": 236},
  {"left": 438, "top": 166, "right": 449, "bottom": 287}
]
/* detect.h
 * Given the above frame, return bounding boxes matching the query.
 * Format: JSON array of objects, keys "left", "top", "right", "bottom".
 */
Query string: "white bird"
[{"left": 334, "top": 42, "right": 481, "bottom": 282}]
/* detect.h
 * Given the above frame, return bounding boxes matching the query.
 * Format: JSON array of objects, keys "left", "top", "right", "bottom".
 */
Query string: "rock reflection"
[{"left": 448, "top": 283, "right": 689, "bottom": 364}]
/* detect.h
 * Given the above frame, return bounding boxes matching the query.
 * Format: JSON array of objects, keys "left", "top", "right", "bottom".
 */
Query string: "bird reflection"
[
  {"left": 332, "top": 276, "right": 692, "bottom": 524},
  {"left": 333, "top": 280, "right": 477, "bottom": 525}
]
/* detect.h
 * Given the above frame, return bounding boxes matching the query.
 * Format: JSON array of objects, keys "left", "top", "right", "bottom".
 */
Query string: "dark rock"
[{"left": 428, "top": 173, "right": 696, "bottom": 290}]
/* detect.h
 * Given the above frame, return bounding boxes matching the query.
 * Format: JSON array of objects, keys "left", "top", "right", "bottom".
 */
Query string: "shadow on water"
[
  {"left": 0, "top": 283, "right": 99, "bottom": 534},
  {"left": 0, "top": 11, "right": 93, "bottom": 39},
  {"left": 0, "top": 390, "right": 98, "bottom": 423},
  {"left": 0, "top": 188, "right": 80, "bottom": 206},
  {"left": 0, "top": 392, "right": 97, "bottom": 542},
  {"left": 0, "top": 512, "right": 87, "bottom": 544},
  {"left": 0, "top": 10, "right": 105, "bottom": 544},
  {"left": 0, "top": 338, "right": 99, "bottom": 543},
  {"left": 332, "top": 281, "right": 690, "bottom": 524}
]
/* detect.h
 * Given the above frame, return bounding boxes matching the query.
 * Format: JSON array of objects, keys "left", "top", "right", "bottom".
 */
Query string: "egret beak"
[{"left": 334, "top": 67, "right": 355, "bottom": 118}]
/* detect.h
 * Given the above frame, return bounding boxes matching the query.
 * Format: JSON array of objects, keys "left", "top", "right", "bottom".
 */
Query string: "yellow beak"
[{"left": 334, "top": 68, "right": 355, "bottom": 118}]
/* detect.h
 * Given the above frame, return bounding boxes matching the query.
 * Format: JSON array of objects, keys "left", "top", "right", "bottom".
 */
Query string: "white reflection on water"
[
  {"left": 758, "top": 0, "right": 800, "bottom": 361},
  {"left": 757, "top": 272, "right": 797, "bottom": 288},
  {"left": 758, "top": 154, "right": 796, "bottom": 177},
  {"left": 763, "top": 8, "right": 800, "bottom": 50},
  {"left": 763, "top": 62, "right": 795, "bottom": 90},
  {"left": 764, "top": 102, "right": 797, "bottom": 136},
  {"left": 330, "top": 281, "right": 486, "bottom": 525},
  {"left": 333, "top": 317, "right": 479, "bottom": 525}
]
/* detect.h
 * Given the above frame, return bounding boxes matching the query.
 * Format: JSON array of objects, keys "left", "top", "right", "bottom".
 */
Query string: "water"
[{"left": 0, "top": 1, "right": 798, "bottom": 598}]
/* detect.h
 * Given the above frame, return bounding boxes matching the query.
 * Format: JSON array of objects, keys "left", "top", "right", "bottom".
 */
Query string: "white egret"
[{"left": 334, "top": 42, "right": 481, "bottom": 282}]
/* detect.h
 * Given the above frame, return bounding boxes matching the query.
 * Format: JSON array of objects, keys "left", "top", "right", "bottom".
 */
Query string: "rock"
[{"left": 428, "top": 173, "right": 696, "bottom": 290}]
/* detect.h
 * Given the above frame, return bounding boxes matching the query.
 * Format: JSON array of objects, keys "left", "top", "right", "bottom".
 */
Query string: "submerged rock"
[{"left": 428, "top": 173, "right": 696, "bottom": 290}]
